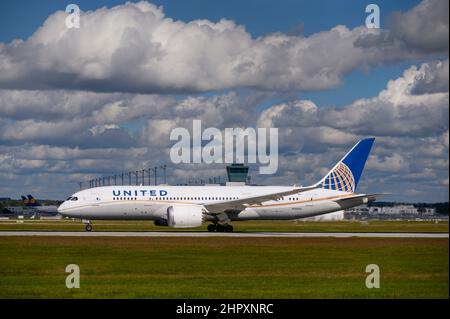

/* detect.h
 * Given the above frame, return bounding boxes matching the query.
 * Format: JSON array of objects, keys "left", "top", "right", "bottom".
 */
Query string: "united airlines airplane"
[{"left": 58, "top": 138, "right": 380, "bottom": 232}]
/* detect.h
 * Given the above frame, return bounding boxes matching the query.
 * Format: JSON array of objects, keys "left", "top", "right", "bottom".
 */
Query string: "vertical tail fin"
[
  {"left": 21, "top": 195, "right": 28, "bottom": 205},
  {"left": 315, "top": 138, "right": 375, "bottom": 193},
  {"left": 26, "top": 194, "right": 40, "bottom": 206}
]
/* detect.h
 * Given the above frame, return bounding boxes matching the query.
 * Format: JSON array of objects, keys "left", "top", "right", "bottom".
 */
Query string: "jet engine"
[{"left": 166, "top": 205, "right": 205, "bottom": 228}]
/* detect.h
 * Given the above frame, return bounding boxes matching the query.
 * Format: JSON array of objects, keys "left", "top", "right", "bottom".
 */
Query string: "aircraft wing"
[{"left": 204, "top": 185, "right": 320, "bottom": 214}]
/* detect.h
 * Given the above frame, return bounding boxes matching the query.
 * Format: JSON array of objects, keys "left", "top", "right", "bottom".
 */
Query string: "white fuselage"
[{"left": 57, "top": 185, "right": 359, "bottom": 222}]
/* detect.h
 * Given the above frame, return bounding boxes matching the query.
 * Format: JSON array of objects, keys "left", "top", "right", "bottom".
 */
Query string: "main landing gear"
[{"left": 207, "top": 223, "right": 234, "bottom": 232}]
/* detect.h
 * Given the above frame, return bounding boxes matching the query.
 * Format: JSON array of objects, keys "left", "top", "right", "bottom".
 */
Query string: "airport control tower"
[{"left": 226, "top": 163, "right": 249, "bottom": 184}]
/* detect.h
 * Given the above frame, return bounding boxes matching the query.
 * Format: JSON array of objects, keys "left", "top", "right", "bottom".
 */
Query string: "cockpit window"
[
  {"left": 66, "top": 197, "right": 72, "bottom": 201},
  {"left": 71, "top": 197, "right": 78, "bottom": 201}
]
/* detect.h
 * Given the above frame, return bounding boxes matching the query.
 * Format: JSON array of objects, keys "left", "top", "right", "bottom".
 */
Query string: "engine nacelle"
[{"left": 167, "top": 205, "right": 204, "bottom": 228}]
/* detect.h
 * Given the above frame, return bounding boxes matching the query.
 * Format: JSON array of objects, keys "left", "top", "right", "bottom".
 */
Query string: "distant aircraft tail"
[
  {"left": 314, "top": 138, "right": 375, "bottom": 193},
  {"left": 26, "top": 194, "right": 41, "bottom": 207},
  {"left": 21, "top": 195, "right": 28, "bottom": 205}
]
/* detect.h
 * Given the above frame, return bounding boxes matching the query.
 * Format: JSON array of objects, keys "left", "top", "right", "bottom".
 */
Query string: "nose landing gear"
[{"left": 82, "top": 219, "right": 92, "bottom": 232}]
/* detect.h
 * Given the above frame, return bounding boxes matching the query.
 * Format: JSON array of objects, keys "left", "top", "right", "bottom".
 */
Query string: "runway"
[{"left": 0, "top": 231, "right": 447, "bottom": 238}]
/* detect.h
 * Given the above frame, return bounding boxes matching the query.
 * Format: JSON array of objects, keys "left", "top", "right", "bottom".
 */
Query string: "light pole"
[
  {"left": 142, "top": 169, "right": 145, "bottom": 185},
  {"left": 154, "top": 166, "right": 158, "bottom": 185},
  {"left": 135, "top": 171, "right": 139, "bottom": 185},
  {"left": 147, "top": 168, "right": 152, "bottom": 185},
  {"left": 160, "top": 164, "right": 167, "bottom": 184}
]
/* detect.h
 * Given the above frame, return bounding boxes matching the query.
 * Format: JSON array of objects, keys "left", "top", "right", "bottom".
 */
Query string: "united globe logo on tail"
[
  {"left": 323, "top": 162, "right": 355, "bottom": 193},
  {"left": 316, "top": 138, "right": 375, "bottom": 194}
]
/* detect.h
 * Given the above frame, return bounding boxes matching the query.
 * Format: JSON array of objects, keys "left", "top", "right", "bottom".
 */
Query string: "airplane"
[
  {"left": 22, "top": 194, "right": 44, "bottom": 207},
  {"left": 21, "top": 194, "right": 58, "bottom": 214},
  {"left": 58, "top": 138, "right": 381, "bottom": 232},
  {"left": 21, "top": 195, "right": 29, "bottom": 205},
  {"left": 2, "top": 195, "right": 58, "bottom": 217}
]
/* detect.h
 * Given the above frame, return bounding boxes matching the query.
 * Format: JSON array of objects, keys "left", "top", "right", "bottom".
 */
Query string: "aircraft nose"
[{"left": 57, "top": 202, "right": 67, "bottom": 215}]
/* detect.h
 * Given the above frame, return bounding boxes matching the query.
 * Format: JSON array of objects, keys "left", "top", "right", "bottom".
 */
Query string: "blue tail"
[
  {"left": 21, "top": 195, "right": 28, "bottom": 205},
  {"left": 317, "top": 138, "right": 375, "bottom": 193},
  {"left": 26, "top": 194, "right": 41, "bottom": 207}
]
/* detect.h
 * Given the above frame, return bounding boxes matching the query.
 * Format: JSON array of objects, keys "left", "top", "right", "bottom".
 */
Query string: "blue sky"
[
  {"left": 0, "top": 0, "right": 421, "bottom": 41},
  {"left": 0, "top": 0, "right": 422, "bottom": 107},
  {"left": 0, "top": 0, "right": 448, "bottom": 202}
]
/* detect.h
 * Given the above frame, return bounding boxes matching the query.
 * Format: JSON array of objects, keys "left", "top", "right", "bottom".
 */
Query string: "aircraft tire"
[{"left": 225, "top": 225, "right": 234, "bottom": 232}]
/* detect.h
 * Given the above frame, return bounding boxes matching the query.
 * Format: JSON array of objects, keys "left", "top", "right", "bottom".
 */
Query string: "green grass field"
[
  {"left": 0, "top": 219, "right": 448, "bottom": 233},
  {"left": 0, "top": 235, "right": 448, "bottom": 298}
]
